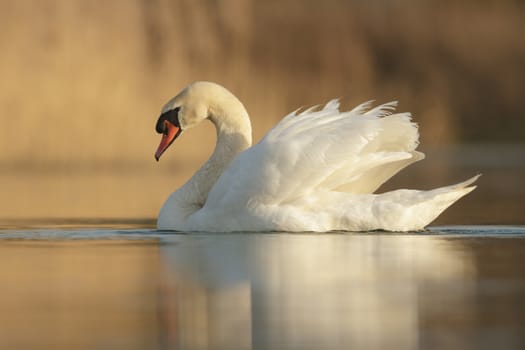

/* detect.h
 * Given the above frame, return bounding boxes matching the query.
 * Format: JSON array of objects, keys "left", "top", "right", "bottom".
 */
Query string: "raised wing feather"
[{"left": 205, "top": 100, "right": 422, "bottom": 208}]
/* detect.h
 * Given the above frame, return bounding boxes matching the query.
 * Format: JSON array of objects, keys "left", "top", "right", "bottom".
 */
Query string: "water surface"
[{"left": 1, "top": 225, "right": 524, "bottom": 350}]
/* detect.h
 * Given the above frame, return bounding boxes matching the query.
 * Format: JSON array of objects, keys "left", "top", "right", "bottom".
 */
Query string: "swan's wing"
[{"left": 206, "top": 100, "right": 423, "bottom": 207}]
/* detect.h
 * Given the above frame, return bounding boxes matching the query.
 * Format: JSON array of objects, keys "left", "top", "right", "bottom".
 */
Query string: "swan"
[{"left": 154, "top": 81, "right": 478, "bottom": 232}]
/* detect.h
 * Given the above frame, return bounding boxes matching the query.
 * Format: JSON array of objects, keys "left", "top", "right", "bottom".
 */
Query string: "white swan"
[{"left": 154, "top": 81, "right": 478, "bottom": 232}]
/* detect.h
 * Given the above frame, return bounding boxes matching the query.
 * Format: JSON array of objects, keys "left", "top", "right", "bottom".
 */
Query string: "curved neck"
[{"left": 173, "top": 101, "right": 252, "bottom": 215}]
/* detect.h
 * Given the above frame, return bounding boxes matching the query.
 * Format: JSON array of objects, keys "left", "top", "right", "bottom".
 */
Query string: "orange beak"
[{"left": 155, "top": 120, "right": 181, "bottom": 161}]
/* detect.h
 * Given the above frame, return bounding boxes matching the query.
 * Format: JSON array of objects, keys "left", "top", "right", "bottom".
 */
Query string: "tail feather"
[
  {"left": 412, "top": 175, "right": 481, "bottom": 229},
  {"left": 379, "top": 175, "right": 481, "bottom": 231},
  {"left": 430, "top": 174, "right": 481, "bottom": 196},
  {"left": 445, "top": 174, "right": 481, "bottom": 189}
]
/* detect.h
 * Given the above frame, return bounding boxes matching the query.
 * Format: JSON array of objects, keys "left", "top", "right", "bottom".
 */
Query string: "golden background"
[{"left": 1, "top": 0, "right": 524, "bottom": 223}]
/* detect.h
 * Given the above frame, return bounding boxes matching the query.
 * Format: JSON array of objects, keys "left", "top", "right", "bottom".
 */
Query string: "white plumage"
[{"left": 155, "top": 81, "right": 478, "bottom": 232}]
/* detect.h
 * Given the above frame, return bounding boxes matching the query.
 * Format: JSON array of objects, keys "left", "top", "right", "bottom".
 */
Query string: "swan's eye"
[{"left": 156, "top": 106, "right": 181, "bottom": 134}]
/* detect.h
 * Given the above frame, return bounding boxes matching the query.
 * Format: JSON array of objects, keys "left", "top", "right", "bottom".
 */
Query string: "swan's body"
[{"left": 154, "top": 81, "right": 478, "bottom": 232}]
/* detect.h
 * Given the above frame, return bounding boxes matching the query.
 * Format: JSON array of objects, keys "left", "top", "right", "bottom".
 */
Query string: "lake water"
[{"left": 1, "top": 225, "right": 524, "bottom": 350}]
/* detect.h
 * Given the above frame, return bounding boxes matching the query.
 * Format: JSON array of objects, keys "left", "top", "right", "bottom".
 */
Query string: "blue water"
[{"left": 1, "top": 225, "right": 524, "bottom": 350}]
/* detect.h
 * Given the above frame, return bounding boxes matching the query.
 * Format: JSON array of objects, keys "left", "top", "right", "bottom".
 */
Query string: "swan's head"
[
  {"left": 154, "top": 81, "right": 251, "bottom": 161},
  {"left": 154, "top": 83, "right": 211, "bottom": 161}
]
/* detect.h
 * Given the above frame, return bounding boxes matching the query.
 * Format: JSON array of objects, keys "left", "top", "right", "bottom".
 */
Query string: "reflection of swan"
[
  {"left": 159, "top": 234, "right": 475, "bottom": 350},
  {"left": 154, "top": 81, "right": 478, "bottom": 231}
]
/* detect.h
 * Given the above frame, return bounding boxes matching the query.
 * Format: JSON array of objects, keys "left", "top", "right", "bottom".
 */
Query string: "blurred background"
[{"left": 1, "top": 0, "right": 524, "bottom": 223}]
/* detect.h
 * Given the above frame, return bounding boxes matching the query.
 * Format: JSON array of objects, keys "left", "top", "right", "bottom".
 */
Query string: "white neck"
[
  {"left": 179, "top": 118, "right": 251, "bottom": 207},
  {"left": 159, "top": 95, "right": 252, "bottom": 226}
]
